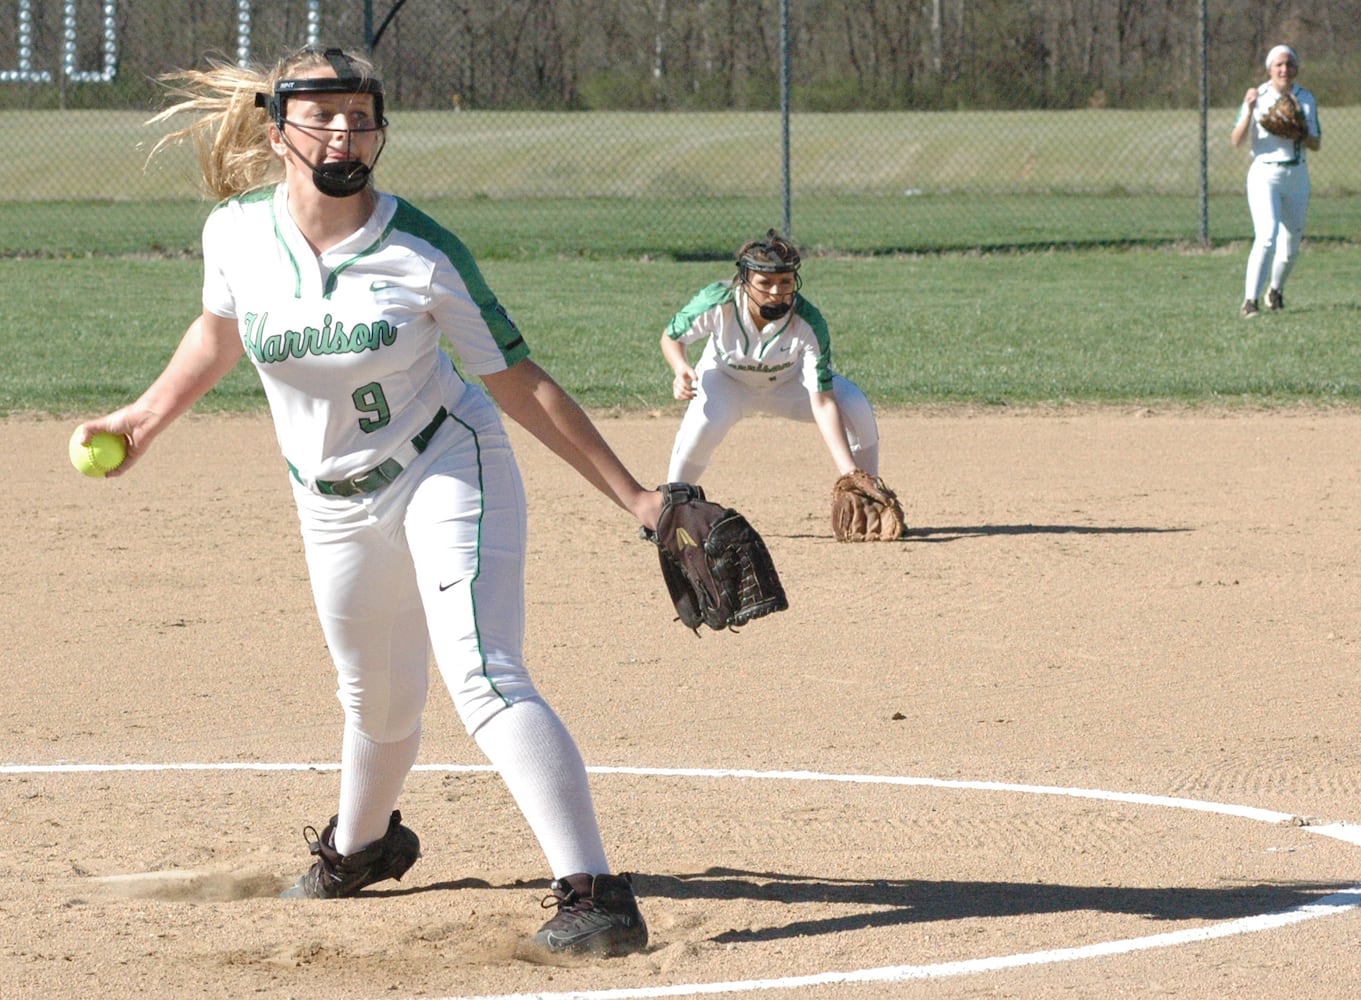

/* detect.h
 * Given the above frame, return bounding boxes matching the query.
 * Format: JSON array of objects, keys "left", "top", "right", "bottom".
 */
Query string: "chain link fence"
[{"left": 1, "top": 0, "right": 1356, "bottom": 259}]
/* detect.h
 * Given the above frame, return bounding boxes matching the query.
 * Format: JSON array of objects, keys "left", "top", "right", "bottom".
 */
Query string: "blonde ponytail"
[{"left": 145, "top": 60, "right": 280, "bottom": 200}]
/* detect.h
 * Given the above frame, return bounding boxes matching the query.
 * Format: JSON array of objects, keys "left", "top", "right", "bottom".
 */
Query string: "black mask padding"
[
  {"left": 312, "top": 161, "right": 371, "bottom": 198},
  {"left": 758, "top": 301, "right": 793, "bottom": 320}
]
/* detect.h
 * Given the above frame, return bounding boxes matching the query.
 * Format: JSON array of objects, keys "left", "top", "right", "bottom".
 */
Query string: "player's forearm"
[
  {"left": 660, "top": 333, "right": 690, "bottom": 374},
  {"left": 811, "top": 395, "right": 857, "bottom": 475},
  {"left": 134, "top": 316, "right": 244, "bottom": 439},
  {"left": 486, "top": 360, "right": 659, "bottom": 525}
]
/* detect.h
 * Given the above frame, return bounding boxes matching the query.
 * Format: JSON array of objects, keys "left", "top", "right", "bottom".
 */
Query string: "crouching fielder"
[{"left": 661, "top": 231, "right": 905, "bottom": 540}]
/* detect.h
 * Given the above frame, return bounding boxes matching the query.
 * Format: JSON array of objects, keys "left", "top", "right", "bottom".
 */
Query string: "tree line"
[{"left": 1, "top": 0, "right": 1353, "bottom": 112}]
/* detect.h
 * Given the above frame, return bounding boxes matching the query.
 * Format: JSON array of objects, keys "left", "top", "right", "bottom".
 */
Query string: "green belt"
[
  {"left": 291, "top": 406, "right": 449, "bottom": 498},
  {"left": 1267, "top": 159, "right": 1300, "bottom": 167}
]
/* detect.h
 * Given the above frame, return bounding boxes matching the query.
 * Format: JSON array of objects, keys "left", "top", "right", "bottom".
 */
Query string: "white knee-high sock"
[
  {"left": 334, "top": 723, "right": 421, "bottom": 855},
  {"left": 474, "top": 697, "right": 609, "bottom": 878}
]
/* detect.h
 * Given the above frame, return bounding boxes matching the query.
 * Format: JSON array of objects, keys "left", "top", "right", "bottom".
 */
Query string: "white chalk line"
[
  {"left": 6, "top": 761, "right": 1360, "bottom": 999},
  {"left": 412, "top": 888, "right": 1361, "bottom": 1000},
  {"left": 0, "top": 761, "right": 1322, "bottom": 823}
]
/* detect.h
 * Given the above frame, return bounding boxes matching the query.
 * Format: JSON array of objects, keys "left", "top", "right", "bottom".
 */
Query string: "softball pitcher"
[
  {"left": 1230, "top": 44, "right": 1322, "bottom": 318},
  {"left": 75, "top": 46, "right": 654, "bottom": 958},
  {"left": 662, "top": 231, "right": 882, "bottom": 486}
]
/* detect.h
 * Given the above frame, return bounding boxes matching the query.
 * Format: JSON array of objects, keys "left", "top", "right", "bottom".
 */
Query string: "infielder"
[
  {"left": 661, "top": 230, "right": 882, "bottom": 487},
  {"left": 1230, "top": 44, "right": 1322, "bottom": 319},
  {"left": 76, "top": 45, "right": 654, "bottom": 957}
]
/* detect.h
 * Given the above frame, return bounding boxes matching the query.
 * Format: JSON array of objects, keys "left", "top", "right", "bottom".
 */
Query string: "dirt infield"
[{"left": 5, "top": 409, "right": 1361, "bottom": 1000}]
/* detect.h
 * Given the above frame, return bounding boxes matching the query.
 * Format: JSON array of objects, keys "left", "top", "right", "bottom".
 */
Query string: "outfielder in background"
[
  {"left": 1230, "top": 44, "right": 1322, "bottom": 319},
  {"left": 74, "top": 45, "right": 655, "bottom": 957},
  {"left": 660, "top": 231, "right": 905, "bottom": 540}
]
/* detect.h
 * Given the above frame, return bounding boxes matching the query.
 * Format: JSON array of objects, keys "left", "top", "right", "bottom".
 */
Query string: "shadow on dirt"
[
  {"left": 632, "top": 867, "right": 1358, "bottom": 943},
  {"left": 907, "top": 523, "right": 1193, "bottom": 542}
]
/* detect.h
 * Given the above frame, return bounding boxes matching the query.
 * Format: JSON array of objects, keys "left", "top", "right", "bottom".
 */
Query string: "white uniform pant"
[
  {"left": 291, "top": 385, "right": 538, "bottom": 743},
  {"left": 1244, "top": 159, "right": 1310, "bottom": 301},
  {"left": 667, "top": 363, "right": 879, "bottom": 483}
]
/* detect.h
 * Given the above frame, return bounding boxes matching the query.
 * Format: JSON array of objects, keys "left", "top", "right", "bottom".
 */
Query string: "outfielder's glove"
[
  {"left": 831, "top": 470, "right": 907, "bottom": 542},
  {"left": 1258, "top": 91, "right": 1308, "bottom": 141},
  {"left": 641, "top": 482, "right": 788, "bottom": 633}
]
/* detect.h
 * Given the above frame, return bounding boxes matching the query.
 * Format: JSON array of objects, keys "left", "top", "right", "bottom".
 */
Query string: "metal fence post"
[
  {"left": 1199, "top": 0, "right": 1210, "bottom": 246},
  {"left": 780, "top": 0, "right": 791, "bottom": 241}
]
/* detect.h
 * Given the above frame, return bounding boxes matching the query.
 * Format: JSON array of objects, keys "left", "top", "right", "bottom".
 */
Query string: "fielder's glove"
[
  {"left": 831, "top": 469, "right": 907, "bottom": 542},
  {"left": 1258, "top": 91, "right": 1308, "bottom": 141},
  {"left": 641, "top": 482, "right": 788, "bottom": 633}
]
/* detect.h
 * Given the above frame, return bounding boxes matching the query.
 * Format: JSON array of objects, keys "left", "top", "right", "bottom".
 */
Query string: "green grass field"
[
  {"left": 4, "top": 106, "right": 1360, "bottom": 417},
  {"left": 6, "top": 241, "right": 1361, "bottom": 417},
  {"left": 4, "top": 106, "right": 1361, "bottom": 258},
  {"left": 7, "top": 107, "right": 1361, "bottom": 201}
]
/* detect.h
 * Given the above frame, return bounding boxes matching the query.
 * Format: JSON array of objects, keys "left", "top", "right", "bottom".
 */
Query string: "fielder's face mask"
[
  {"left": 736, "top": 234, "right": 802, "bottom": 320},
  {"left": 255, "top": 48, "right": 388, "bottom": 198}
]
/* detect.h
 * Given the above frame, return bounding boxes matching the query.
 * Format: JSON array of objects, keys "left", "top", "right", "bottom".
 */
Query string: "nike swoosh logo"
[{"left": 438, "top": 579, "right": 464, "bottom": 592}]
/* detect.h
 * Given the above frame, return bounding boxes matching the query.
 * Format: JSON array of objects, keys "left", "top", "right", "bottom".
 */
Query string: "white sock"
[
  {"left": 474, "top": 697, "right": 609, "bottom": 878},
  {"left": 334, "top": 723, "right": 421, "bottom": 856}
]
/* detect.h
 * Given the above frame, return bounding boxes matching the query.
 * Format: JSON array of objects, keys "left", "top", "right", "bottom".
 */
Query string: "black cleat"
[
  {"left": 524, "top": 872, "right": 648, "bottom": 956},
  {"left": 280, "top": 810, "right": 420, "bottom": 899}
]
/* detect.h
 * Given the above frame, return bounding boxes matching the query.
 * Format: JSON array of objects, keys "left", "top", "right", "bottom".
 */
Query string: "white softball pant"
[
  {"left": 667, "top": 363, "right": 880, "bottom": 483},
  {"left": 1244, "top": 159, "right": 1310, "bottom": 301},
  {"left": 291, "top": 384, "right": 540, "bottom": 743}
]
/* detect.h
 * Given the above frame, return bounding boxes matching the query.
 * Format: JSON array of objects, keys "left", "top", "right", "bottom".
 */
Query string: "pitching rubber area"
[{"left": 4, "top": 760, "right": 1361, "bottom": 1000}]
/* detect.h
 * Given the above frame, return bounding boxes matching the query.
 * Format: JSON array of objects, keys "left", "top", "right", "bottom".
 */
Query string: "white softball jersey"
[
  {"left": 666, "top": 281, "right": 835, "bottom": 393},
  {"left": 663, "top": 279, "right": 881, "bottom": 483},
  {"left": 1239, "top": 83, "right": 1321, "bottom": 163},
  {"left": 201, "top": 184, "right": 528, "bottom": 485}
]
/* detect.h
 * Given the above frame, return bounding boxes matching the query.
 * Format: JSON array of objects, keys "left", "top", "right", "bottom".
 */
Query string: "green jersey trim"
[
  {"left": 667, "top": 281, "right": 733, "bottom": 338},
  {"left": 390, "top": 197, "right": 529, "bottom": 364},
  {"left": 450, "top": 408, "right": 512, "bottom": 710},
  {"left": 209, "top": 187, "right": 301, "bottom": 297},
  {"left": 323, "top": 216, "right": 393, "bottom": 299},
  {"left": 795, "top": 297, "right": 835, "bottom": 393},
  {"left": 261, "top": 187, "right": 305, "bottom": 298}
]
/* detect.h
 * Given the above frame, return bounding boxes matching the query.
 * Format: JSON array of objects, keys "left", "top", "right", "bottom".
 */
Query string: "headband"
[
  {"left": 1265, "top": 45, "right": 1298, "bottom": 70},
  {"left": 737, "top": 240, "right": 800, "bottom": 274},
  {"left": 254, "top": 48, "right": 386, "bottom": 126}
]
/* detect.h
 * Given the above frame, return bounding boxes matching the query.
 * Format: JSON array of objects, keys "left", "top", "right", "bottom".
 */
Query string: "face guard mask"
[
  {"left": 255, "top": 48, "right": 388, "bottom": 198},
  {"left": 737, "top": 239, "right": 802, "bottom": 320}
]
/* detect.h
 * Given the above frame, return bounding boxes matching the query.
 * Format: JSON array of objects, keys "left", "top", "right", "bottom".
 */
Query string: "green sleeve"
[
  {"left": 392, "top": 197, "right": 529, "bottom": 364},
  {"left": 666, "top": 281, "right": 734, "bottom": 339},
  {"left": 795, "top": 297, "right": 835, "bottom": 393}
]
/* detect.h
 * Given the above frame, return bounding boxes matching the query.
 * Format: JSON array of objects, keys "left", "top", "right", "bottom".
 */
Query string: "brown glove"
[
  {"left": 1258, "top": 91, "right": 1308, "bottom": 142},
  {"left": 642, "top": 482, "right": 788, "bottom": 633},
  {"left": 831, "top": 470, "right": 907, "bottom": 542}
]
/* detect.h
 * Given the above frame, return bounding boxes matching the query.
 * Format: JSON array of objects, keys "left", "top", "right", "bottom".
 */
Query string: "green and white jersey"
[
  {"left": 202, "top": 184, "right": 528, "bottom": 483},
  {"left": 1237, "top": 83, "right": 1322, "bottom": 164},
  {"left": 665, "top": 280, "right": 834, "bottom": 393}
]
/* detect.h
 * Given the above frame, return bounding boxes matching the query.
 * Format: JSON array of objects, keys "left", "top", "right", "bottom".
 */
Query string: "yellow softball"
[{"left": 69, "top": 427, "right": 128, "bottom": 478}]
